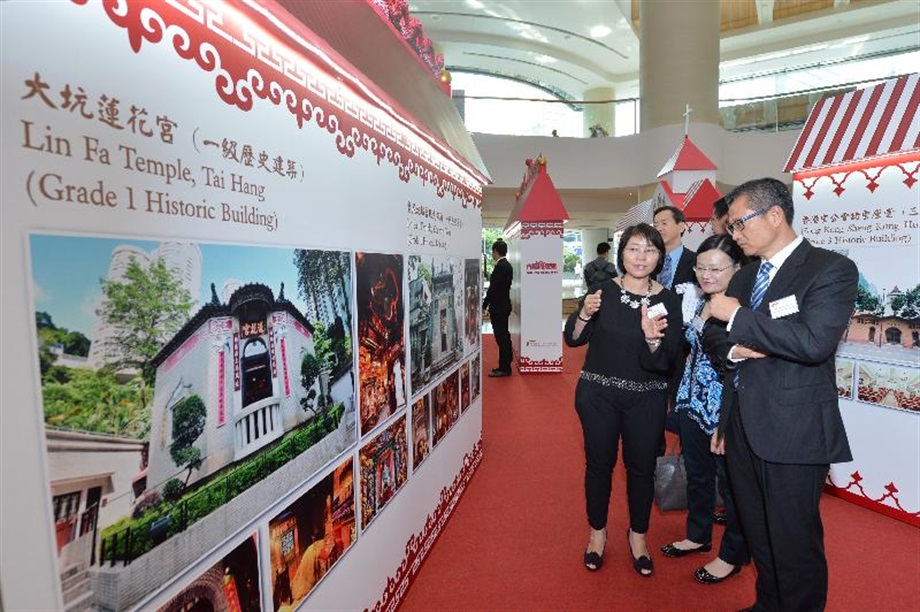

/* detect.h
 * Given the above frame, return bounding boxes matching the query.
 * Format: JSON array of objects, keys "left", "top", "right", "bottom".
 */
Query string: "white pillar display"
[
  {"left": 785, "top": 73, "right": 919, "bottom": 526},
  {"left": 504, "top": 156, "right": 569, "bottom": 373}
]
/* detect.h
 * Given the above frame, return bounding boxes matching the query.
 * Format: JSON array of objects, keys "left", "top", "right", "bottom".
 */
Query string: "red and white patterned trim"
[
  {"left": 71, "top": 0, "right": 484, "bottom": 208},
  {"left": 785, "top": 73, "right": 920, "bottom": 173},
  {"left": 794, "top": 157, "right": 919, "bottom": 199},
  {"left": 517, "top": 357, "right": 563, "bottom": 373},
  {"left": 368, "top": 439, "right": 483, "bottom": 612},
  {"left": 520, "top": 222, "right": 564, "bottom": 240},
  {"left": 826, "top": 470, "right": 919, "bottom": 527}
]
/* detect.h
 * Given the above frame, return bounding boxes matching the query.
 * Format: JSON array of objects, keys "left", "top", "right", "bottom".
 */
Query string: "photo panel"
[
  {"left": 856, "top": 362, "right": 920, "bottom": 412},
  {"left": 28, "top": 234, "right": 356, "bottom": 609},
  {"left": 463, "top": 258, "right": 482, "bottom": 354},
  {"left": 411, "top": 394, "right": 431, "bottom": 472},
  {"left": 460, "top": 361, "right": 471, "bottom": 413},
  {"left": 836, "top": 359, "right": 854, "bottom": 399},
  {"left": 471, "top": 353, "right": 481, "bottom": 403},
  {"left": 408, "top": 255, "right": 463, "bottom": 395},
  {"left": 431, "top": 370, "right": 460, "bottom": 448},
  {"left": 156, "top": 534, "right": 261, "bottom": 612},
  {"left": 359, "top": 416, "right": 409, "bottom": 530},
  {"left": 355, "top": 252, "right": 406, "bottom": 437},
  {"left": 267, "top": 456, "right": 355, "bottom": 610}
]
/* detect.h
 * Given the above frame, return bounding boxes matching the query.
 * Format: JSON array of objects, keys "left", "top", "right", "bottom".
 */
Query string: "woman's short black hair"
[
  {"left": 617, "top": 223, "right": 666, "bottom": 278},
  {"left": 696, "top": 233, "right": 748, "bottom": 267}
]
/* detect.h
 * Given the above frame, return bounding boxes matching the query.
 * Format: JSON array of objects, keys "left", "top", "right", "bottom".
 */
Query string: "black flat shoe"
[
  {"left": 488, "top": 369, "right": 511, "bottom": 378},
  {"left": 627, "top": 529, "right": 653, "bottom": 577},
  {"left": 660, "top": 542, "right": 713, "bottom": 558},
  {"left": 694, "top": 563, "right": 742, "bottom": 584},
  {"left": 713, "top": 509, "right": 728, "bottom": 525}
]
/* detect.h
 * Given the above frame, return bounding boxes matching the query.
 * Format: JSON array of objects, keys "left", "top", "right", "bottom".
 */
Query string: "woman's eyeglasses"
[
  {"left": 623, "top": 246, "right": 659, "bottom": 256},
  {"left": 693, "top": 265, "right": 733, "bottom": 275},
  {"left": 726, "top": 206, "right": 772, "bottom": 234}
]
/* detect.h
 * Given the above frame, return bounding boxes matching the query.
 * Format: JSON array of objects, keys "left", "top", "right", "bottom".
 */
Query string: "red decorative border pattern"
[
  {"left": 72, "top": 0, "right": 483, "bottom": 208},
  {"left": 521, "top": 222, "right": 564, "bottom": 240},
  {"left": 794, "top": 158, "right": 919, "bottom": 200},
  {"left": 367, "top": 439, "right": 483, "bottom": 612},
  {"left": 518, "top": 357, "right": 563, "bottom": 373},
  {"left": 826, "top": 470, "right": 919, "bottom": 527}
]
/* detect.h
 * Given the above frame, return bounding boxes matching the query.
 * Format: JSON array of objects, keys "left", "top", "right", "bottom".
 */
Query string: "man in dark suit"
[
  {"left": 708, "top": 178, "right": 857, "bottom": 612},
  {"left": 653, "top": 205, "right": 697, "bottom": 289},
  {"left": 483, "top": 239, "right": 513, "bottom": 377},
  {"left": 654, "top": 205, "right": 699, "bottom": 439}
]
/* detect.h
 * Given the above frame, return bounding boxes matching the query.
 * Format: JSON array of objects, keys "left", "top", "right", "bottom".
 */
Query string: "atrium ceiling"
[{"left": 412, "top": 0, "right": 919, "bottom": 103}]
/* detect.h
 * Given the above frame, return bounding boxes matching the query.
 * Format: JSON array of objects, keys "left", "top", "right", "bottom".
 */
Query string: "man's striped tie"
[
  {"left": 733, "top": 261, "right": 773, "bottom": 388},
  {"left": 750, "top": 261, "right": 773, "bottom": 310}
]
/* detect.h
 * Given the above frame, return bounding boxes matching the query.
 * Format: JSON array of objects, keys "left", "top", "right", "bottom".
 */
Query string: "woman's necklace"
[{"left": 619, "top": 277, "right": 653, "bottom": 309}]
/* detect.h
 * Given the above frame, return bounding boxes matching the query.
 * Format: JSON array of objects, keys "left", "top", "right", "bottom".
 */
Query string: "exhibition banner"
[
  {"left": 794, "top": 160, "right": 920, "bottom": 524},
  {"left": 0, "top": 1, "right": 485, "bottom": 610}
]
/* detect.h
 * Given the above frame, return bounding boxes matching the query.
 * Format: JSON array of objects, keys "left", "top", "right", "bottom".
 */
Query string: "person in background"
[
  {"left": 711, "top": 196, "right": 729, "bottom": 236},
  {"left": 583, "top": 241, "right": 617, "bottom": 291},
  {"left": 660, "top": 234, "right": 750, "bottom": 585},
  {"left": 483, "top": 239, "right": 513, "bottom": 377},
  {"left": 653, "top": 206, "right": 697, "bottom": 290},
  {"left": 564, "top": 223, "right": 683, "bottom": 577},
  {"left": 707, "top": 177, "right": 858, "bottom": 612},
  {"left": 654, "top": 205, "right": 699, "bottom": 443}
]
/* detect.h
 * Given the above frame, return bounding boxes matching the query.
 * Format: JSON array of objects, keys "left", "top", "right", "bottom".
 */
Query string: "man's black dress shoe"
[
  {"left": 488, "top": 369, "right": 511, "bottom": 377},
  {"left": 713, "top": 509, "right": 728, "bottom": 525},
  {"left": 694, "top": 563, "right": 742, "bottom": 584},
  {"left": 660, "top": 542, "right": 712, "bottom": 558}
]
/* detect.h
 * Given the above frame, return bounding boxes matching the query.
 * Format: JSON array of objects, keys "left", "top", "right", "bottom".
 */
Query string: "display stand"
[
  {"left": 503, "top": 156, "right": 569, "bottom": 373},
  {"left": 617, "top": 135, "right": 721, "bottom": 251},
  {"left": 784, "top": 72, "right": 919, "bottom": 526},
  {"left": 0, "top": 1, "right": 490, "bottom": 610}
]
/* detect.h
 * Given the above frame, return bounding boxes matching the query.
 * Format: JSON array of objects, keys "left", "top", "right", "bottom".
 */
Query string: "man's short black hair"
[
  {"left": 726, "top": 178, "right": 794, "bottom": 225},
  {"left": 712, "top": 196, "right": 728, "bottom": 219},
  {"left": 492, "top": 240, "right": 508, "bottom": 257},
  {"left": 596, "top": 241, "right": 611, "bottom": 256},
  {"left": 653, "top": 205, "right": 686, "bottom": 224}
]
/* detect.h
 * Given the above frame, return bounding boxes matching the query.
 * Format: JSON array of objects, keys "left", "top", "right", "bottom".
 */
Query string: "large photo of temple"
[
  {"left": 408, "top": 255, "right": 464, "bottom": 395},
  {"left": 28, "top": 234, "right": 356, "bottom": 611},
  {"left": 356, "top": 252, "right": 407, "bottom": 437}
]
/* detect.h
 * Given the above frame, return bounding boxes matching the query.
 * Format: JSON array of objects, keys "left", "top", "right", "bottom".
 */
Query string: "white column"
[
  {"left": 639, "top": 0, "right": 720, "bottom": 131},
  {"left": 583, "top": 87, "right": 615, "bottom": 138}
]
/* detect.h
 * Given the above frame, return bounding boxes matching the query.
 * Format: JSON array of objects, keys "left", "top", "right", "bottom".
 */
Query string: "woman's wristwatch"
[
  {"left": 577, "top": 312, "right": 592, "bottom": 322},
  {"left": 645, "top": 338, "right": 661, "bottom": 348}
]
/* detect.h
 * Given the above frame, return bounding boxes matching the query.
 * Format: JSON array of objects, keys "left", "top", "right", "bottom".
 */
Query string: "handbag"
[{"left": 654, "top": 445, "right": 688, "bottom": 512}]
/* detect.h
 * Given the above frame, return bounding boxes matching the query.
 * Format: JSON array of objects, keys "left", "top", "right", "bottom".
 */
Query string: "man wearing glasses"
[{"left": 708, "top": 178, "right": 858, "bottom": 612}]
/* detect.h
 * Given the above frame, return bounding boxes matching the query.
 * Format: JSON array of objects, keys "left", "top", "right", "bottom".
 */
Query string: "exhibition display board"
[
  {"left": 785, "top": 72, "right": 919, "bottom": 526},
  {"left": 0, "top": 1, "right": 489, "bottom": 610},
  {"left": 503, "top": 157, "right": 569, "bottom": 373}
]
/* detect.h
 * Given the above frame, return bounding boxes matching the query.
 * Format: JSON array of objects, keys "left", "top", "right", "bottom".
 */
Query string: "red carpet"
[{"left": 399, "top": 336, "right": 920, "bottom": 611}]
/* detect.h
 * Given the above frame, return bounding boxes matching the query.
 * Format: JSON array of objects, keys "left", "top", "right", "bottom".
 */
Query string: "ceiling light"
[
  {"left": 465, "top": 0, "right": 485, "bottom": 9},
  {"left": 589, "top": 25, "right": 611, "bottom": 38}
]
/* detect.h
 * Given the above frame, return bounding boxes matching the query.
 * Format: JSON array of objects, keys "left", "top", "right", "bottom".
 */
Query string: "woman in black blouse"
[{"left": 565, "top": 223, "right": 683, "bottom": 577}]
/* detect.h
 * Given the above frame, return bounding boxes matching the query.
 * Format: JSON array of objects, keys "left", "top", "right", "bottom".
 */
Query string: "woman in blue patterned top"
[{"left": 660, "top": 234, "right": 750, "bottom": 584}]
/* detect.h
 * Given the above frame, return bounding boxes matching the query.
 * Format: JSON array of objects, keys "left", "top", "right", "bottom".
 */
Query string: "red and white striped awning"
[{"left": 784, "top": 73, "right": 920, "bottom": 174}]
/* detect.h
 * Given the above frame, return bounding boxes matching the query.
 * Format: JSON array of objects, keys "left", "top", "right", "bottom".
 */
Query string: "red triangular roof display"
[
  {"left": 506, "top": 157, "right": 569, "bottom": 228},
  {"left": 659, "top": 181, "right": 684, "bottom": 207},
  {"left": 681, "top": 178, "right": 723, "bottom": 222},
  {"left": 657, "top": 135, "right": 718, "bottom": 177}
]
